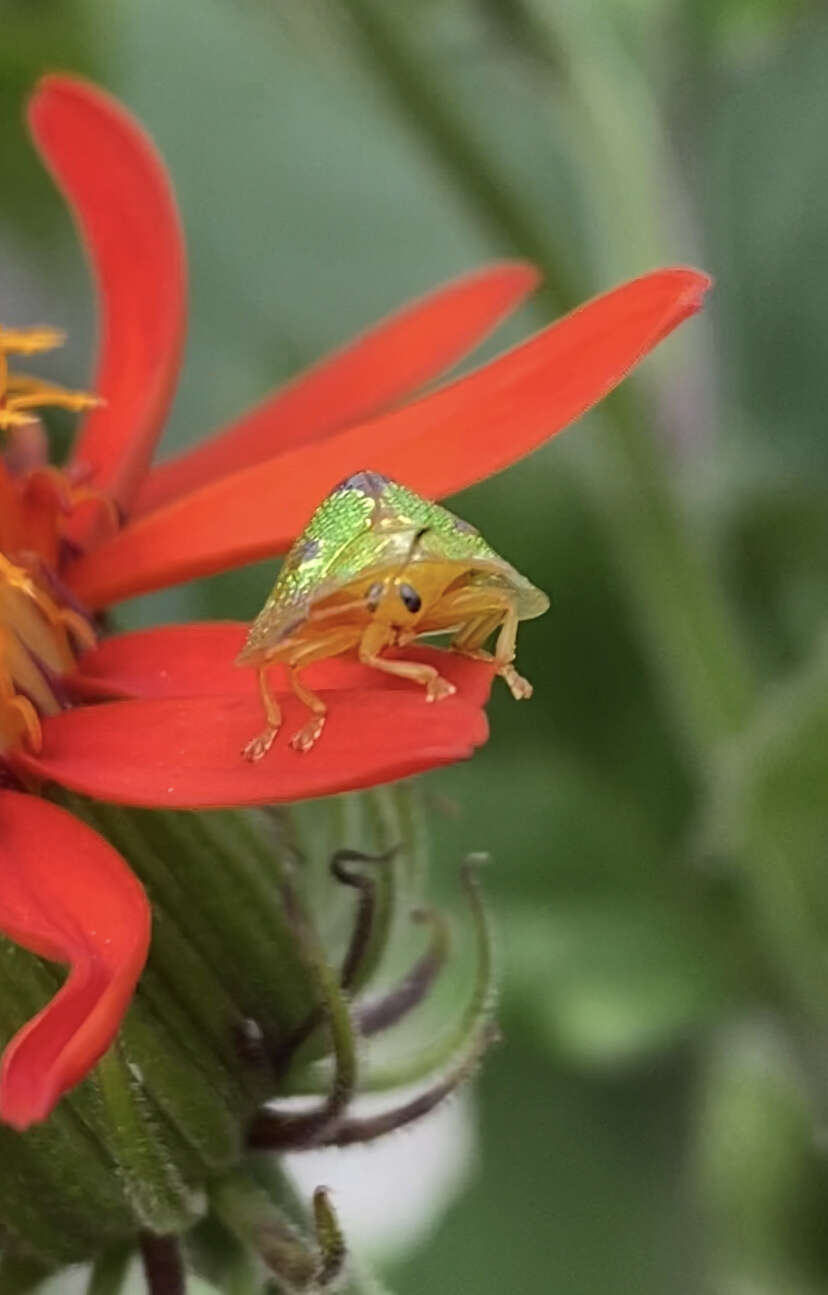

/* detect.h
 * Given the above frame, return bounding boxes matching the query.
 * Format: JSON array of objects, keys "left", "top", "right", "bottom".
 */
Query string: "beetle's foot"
[
  {"left": 500, "top": 663, "right": 533, "bottom": 700},
  {"left": 243, "top": 725, "right": 280, "bottom": 762},
  {"left": 425, "top": 675, "right": 456, "bottom": 703},
  {"left": 290, "top": 713, "right": 326, "bottom": 752}
]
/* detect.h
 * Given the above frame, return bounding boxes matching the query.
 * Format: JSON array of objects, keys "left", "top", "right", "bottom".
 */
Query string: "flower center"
[
  {"left": 0, "top": 322, "right": 117, "bottom": 566},
  {"left": 0, "top": 554, "right": 96, "bottom": 755},
  {"left": 0, "top": 325, "right": 101, "bottom": 755}
]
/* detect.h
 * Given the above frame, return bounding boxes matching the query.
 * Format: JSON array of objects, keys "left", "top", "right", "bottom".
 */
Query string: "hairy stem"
[
  {"left": 248, "top": 874, "right": 358, "bottom": 1148},
  {"left": 357, "top": 905, "right": 451, "bottom": 1036}
]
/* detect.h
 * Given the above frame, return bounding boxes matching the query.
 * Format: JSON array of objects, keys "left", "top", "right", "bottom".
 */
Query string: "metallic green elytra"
[
  {"left": 239, "top": 469, "right": 548, "bottom": 661},
  {"left": 238, "top": 470, "right": 549, "bottom": 760}
]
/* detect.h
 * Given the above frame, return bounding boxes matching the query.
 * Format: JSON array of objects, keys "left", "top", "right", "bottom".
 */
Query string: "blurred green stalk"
[{"left": 341, "top": 0, "right": 756, "bottom": 764}]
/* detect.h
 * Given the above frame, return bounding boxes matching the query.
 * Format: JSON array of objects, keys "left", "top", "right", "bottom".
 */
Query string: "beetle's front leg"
[
  {"left": 242, "top": 665, "right": 283, "bottom": 762},
  {"left": 285, "top": 625, "right": 362, "bottom": 752},
  {"left": 288, "top": 666, "right": 328, "bottom": 753},
  {"left": 358, "top": 622, "right": 456, "bottom": 701}
]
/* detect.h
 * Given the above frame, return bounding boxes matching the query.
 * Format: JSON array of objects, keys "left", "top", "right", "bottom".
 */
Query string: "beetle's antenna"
[
  {"left": 409, "top": 525, "right": 431, "bottom": 553},
  {"left": 366, "top": 526, "right": 431, "bottom": 613},
  {"left": 303, "top": 529, "right": 433, "bottom": 623}
]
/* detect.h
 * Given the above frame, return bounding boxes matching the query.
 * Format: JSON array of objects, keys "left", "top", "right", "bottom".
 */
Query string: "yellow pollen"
[
  {"left": 0, "top": 324, "right": 103, "bottom": 432},
  {"left": 0, "top": 324, "right": 103, "bottom": 756},
  {"left": 0, "top": 322, "right": 116, "bottom": 565},
  {"left": 0, "top": 553, "right": 95, "bottom": 757}
]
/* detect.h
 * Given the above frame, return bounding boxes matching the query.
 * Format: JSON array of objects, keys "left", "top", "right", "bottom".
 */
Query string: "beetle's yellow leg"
[
  {"left": 242, "top": 666, "right": 284, "bottom": 762},
  {"left": 288, "top": 667, "right": 328, "bottom": 753},
  {"left": 359, "top": 621, "right": 456, "bottom": 702},
  {"left": 287, "top": 626, "right": 362, "bottom": 751},
  {"left": 449, "top": 595, "right": 533, "bottom": 700},
  {"left": 450, "top": 610, "right": 501, "bottom": 653},
  {"left": 287, "top": 626, "right": 362, "bottom": 753},
  {"left": 243, "top": 626, "right": 362, "bottom": 760}
]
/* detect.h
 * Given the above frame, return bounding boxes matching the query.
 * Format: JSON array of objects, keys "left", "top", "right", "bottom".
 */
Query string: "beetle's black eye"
[{"left": 398, "top": 582, "right": 422, "bottom": 614}]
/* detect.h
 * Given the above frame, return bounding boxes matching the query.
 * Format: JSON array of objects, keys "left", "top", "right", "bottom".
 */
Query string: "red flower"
[{"left": 0, "top": 74, "right": 711, "bottom": 1129}]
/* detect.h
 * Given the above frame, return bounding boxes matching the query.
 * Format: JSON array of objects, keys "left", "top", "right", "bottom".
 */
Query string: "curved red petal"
[
  {"left": 0, "top": 791, "right": 150, "bottom": 1130},
  {"left": 67, "top": 268, "right": 711, "bottom": 608},
  {"left": 28, "top": 76, "right": 187, "bottom": 512},
  {"left": 70, "top": 624, "right": 496, "bottom": 707},
  {"left": 135, "top": 263, "right": 540, "bottom": 515},
  {"left": 13, "top": 657, "right": 493, "bottom": 809}
]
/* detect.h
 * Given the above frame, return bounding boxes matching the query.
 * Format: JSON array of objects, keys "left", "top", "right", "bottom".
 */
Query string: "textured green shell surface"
[{"left": 240, "top": 471, "right": 547, "bottom": 657}]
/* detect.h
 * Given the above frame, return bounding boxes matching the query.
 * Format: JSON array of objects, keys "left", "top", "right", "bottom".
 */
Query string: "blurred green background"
[{"left": 3, "top": 0, "right": 828, "bottom": 1290}]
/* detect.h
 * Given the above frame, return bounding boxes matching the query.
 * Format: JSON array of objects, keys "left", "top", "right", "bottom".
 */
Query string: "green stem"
[
  {"left": 331, "top": 846, "right": 397, "bottom": 994},
  {"left": 124, "top": 808, "right": 312, "bottom": 1032},
  {"left": 357, "top": 905, "right": 451, "bottom": 1036},
  {"left": 341, "top": 0, "right": 757, "bottom": 759},
  {"left": 244, "top": 1159, "right": 397, "bottom": 1295},
  {"left": 211, "top": 1166, "right": 322, "bottom": 1291},
  {"left": 585, "top": 393, "right": 756, "bottom": 751},
  {"left": 290, "top": 860, "right": 492, "bottom": 1094},
  {"left": 185, "top": 1214, "right": 261, "bottom": 1295},
  {"left": 117, "top": 996, "right": 242, "bottom": 1172},
  {"left": 94, "top": 1044, "right": 200, "bottom": 1235},
  {"left": 248, "top": 877, "right": 358, "bottom": 1146},
  {"left": 312, "top": 1018, "right": 495, "bottom": 1148},
  {"left": 86, "top": 1245, "right": 133, "bottom": 1295},
  {"left": 0, "top": 1254, "right": 53, "bottom": 1294},
  {"left": 390, "top": 782, "right": 430, "bottom": 897}
]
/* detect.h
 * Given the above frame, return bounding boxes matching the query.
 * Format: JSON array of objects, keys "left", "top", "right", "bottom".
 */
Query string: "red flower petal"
[
  {"left": 67, "top": 268, "right": 711, "bottom": 608},
  {"left": 70, "top": 625, "right": 498, "bottom": 710},
  {"left": 0, "top": 791, "right": 150, "bottom": 1130},
  {"left": 13, "top": 656, "right": 494, "bottom": 809},
  {"left": 0, "top": 462, "right": 25, "bottom": 554},
  {"left": 70, "top": 621, "right": 386, "bottom": 699},
  {"left": 28, "top": 76, "right": 187, "bottom": 512},
  {"left": 135, "top": 263, "right": 540, "bottom": 515}
]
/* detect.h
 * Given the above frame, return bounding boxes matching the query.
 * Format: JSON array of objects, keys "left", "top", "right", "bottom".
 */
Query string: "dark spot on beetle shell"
[
  {"left": 454, "top": 517, "right": 478, "bottom": 535},
  {"left": 335, "top": 469, "right": 389, "bottom": 499},
  {"left": 297, "top": 537, "right": 321, "bottom": 562}
]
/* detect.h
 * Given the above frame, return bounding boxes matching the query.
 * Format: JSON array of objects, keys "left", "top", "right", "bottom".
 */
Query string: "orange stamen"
[
  {"left": 0, "top": 555, "right": 96, "bottom": 756},
  {"left": 0, "top": 325, "right": 101, "bottom": 428},
  {"left": 1, "top": 322, "right": 113, "bottom": 563},
  {"left": 0, "top": 322, "right": 102, "bottom": 756},
  {"left": 0, "top": 627, "right": 44, "bottom": 756}
]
